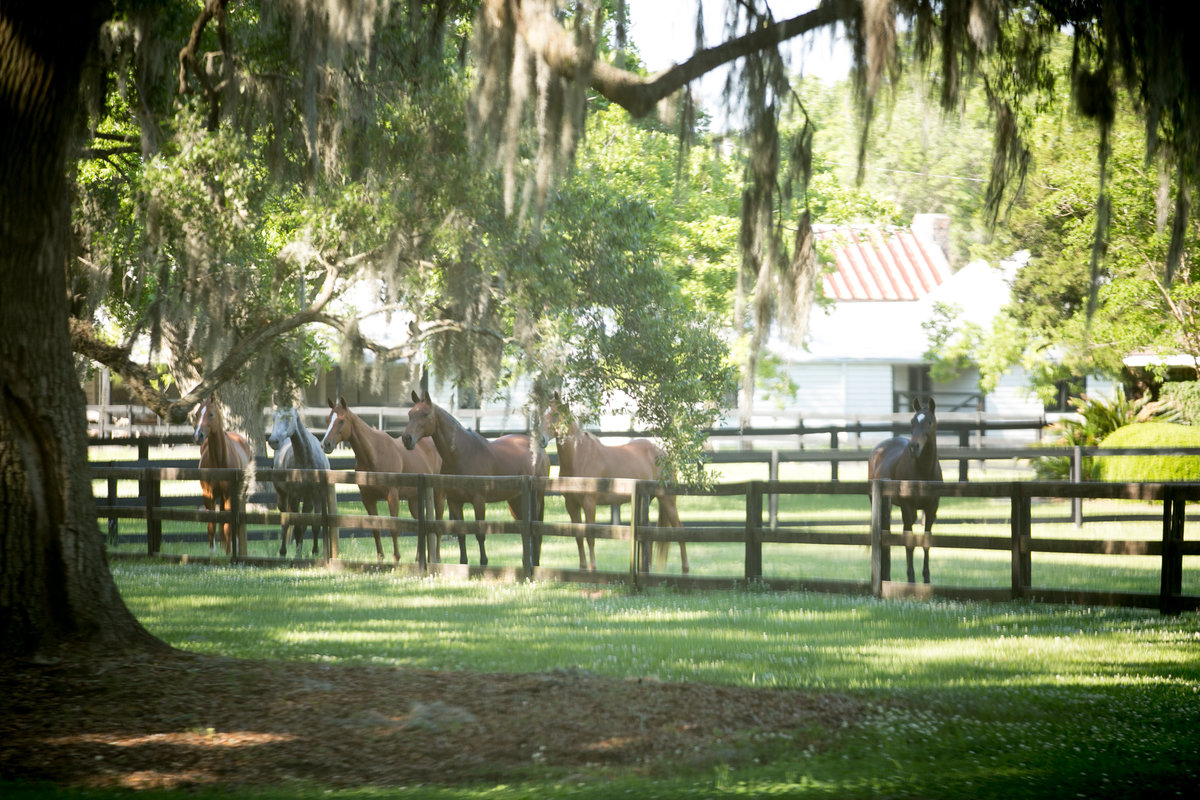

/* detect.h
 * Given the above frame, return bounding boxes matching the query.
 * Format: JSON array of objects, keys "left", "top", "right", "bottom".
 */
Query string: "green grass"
[{"left": 39, "top": 564, "right": 1196, "bottom": 799}]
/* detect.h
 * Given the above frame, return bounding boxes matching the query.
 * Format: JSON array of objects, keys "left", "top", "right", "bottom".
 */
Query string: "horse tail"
[
  {"left": 652, "top": 540, "right": 670, "bottom": 570},
  {"left": 651, "top": 496, "right": 677, "bottom": 569}
]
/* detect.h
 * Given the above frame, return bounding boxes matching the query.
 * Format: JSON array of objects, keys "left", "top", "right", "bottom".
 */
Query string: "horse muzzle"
[{"left": 400, "top": 434, "right": 416, "bottom": 450}]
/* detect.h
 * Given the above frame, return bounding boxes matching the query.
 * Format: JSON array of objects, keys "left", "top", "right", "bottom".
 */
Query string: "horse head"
[
  {"left": 541, "top": 391, "right": 572, "bottom": 443},
  {"left": 267, "top": 406, "right": 299, "bottom": 452},
  {"left": 907, "top": 397, "right": 937, "bottom": 461},
  {"left": 192, "top": 396, "right": 217, "bottom": 445},
  {"left": 320, "top": 396, "right": 351, "bottom": 455},
  {"left": 401, "top": 390, "right": 434, "bottom": 451}
]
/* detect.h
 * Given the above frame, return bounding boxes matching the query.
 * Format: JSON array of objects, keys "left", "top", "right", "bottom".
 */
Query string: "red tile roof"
[{"left": 816, "top": 223, "right": 952, "bottom": 301}]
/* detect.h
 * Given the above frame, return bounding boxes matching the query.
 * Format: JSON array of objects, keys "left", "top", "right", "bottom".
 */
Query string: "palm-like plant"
[{"left": 1033, "top": 392, "right": 1180, "bottom": 480}]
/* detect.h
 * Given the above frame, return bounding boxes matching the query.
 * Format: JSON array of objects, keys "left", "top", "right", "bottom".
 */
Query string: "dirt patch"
[{"left": 1, "top": 648, "right": 864, "bottom": 791}]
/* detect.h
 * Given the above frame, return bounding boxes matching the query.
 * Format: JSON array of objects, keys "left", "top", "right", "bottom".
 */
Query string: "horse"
[
  {"left": 542, "top": 392, "right": 688, "bottom": 573},
  {"left": 867, "top": 397, "right": 942, "bottom": 583},
  {"left": 193, "top": 396, "right": 252, "bottom": 554},
  {"left": 320, "top": 396, "right": 445, "bottom": 562},
  {"left": 401, "top": 389, "right": 549, "bottom": 566},
  {"left": 268, "top": 406, "right": 331, "bottom": 558}
]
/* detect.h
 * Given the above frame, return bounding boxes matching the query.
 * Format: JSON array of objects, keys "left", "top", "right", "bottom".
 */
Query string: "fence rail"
[{"left": 93, "top": 465, "right": 1199, "bottom": 614}]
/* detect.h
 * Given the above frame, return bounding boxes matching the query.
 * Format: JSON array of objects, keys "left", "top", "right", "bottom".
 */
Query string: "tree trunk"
[{"left": 1, "top": 1, "right": 164, "bottom": 656}]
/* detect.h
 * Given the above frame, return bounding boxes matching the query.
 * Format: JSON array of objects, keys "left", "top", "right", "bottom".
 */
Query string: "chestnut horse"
[
  {"left": 401, "top": 390, "right": 549, "bottom": 566},
  {"left": 268, "top": 406, "right": 331, "bottom": 558},
  {"left": 320, "top": 397, "right": 445, "bottom": 562},
  {"left": 543, "top": 393, "right": 687, "bottom": 573},
  {"left": 867, "top": 397, "right": 942, "bottom": 583},
  {"left": 193, "top": 396, "right": 252, "bottom": 554}
]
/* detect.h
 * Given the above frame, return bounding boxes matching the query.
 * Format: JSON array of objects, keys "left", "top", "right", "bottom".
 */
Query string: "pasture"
[{"left": 7, "top": 562, "right": 1195, "bottom": 798}]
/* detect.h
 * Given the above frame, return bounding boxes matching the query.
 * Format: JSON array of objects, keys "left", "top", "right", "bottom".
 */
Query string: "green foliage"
[
  {"left": 991, "top": 61, "right": 1200, "bottom": 391},
  {"left": 922, "top": 302, "right": 983, "bottom": 383},
  {"left": 1095, "top": 422, "right": 1200, "bottom": 482},
  {"left": 1160, "top": 381, "right": 1200, "bottom": 425},
  {"left": 1033, "top": 391, "right": 1179, "bottom": 479}
]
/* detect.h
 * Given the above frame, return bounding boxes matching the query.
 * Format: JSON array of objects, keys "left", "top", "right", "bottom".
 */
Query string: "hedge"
[{"left": 1095, "top": 422, "right": 1200, "bottom": 482}]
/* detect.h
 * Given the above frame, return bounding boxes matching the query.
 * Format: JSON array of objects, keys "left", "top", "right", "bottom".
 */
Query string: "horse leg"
[
  {"left": 901, "top": 504, "right": 917, "bottom": 583},
  {"left": 565, "top": 497, "right": 586, "bottom": 569},
  {"left": 473, "top": 501, "right": 487, "bottom": 567},
  {"left": 307, "top": 493, "right": 321, "bottom": 557},
  {"left": 386, "top": 490, "right": 401, "bottom": 563},
  {"left": 220, "top": 491, "right": 234, "bottom": 555},
  {"left": 450, "top": 501, "right": 468, "bottom": 564},
  {"left": 278, "top": 492, "right": 291, "bottom": 558},
  {"left": 363, "top": 496, "right": 384, "bottom": 561},
  {"left": 921, "top": 507, "right": 936, "bottom": 584},
  {"left": 202, "top": 489, "right": 218, "bottom": 553}
]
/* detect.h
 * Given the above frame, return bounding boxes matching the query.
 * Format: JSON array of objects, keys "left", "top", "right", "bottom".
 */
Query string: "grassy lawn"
[{"left": 23, "top": 562, "right": 1194, "bottom": 799}]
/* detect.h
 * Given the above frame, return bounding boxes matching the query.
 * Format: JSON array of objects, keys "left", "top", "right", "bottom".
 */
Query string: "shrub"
[
  {"left": 1159, "top": 381, "right": 1200, "bottom": 425},
  {"left": 1034, "top": 392, "right": 1180, "bottom": 480},
  {"left": 1094, "top": 422, "right": 1200, "bottom": 482}
]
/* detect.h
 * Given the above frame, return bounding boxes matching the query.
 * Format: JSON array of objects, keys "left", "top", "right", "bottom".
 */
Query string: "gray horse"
[{"left": 268, "top": 406, "right": 332, "bottom": 557}]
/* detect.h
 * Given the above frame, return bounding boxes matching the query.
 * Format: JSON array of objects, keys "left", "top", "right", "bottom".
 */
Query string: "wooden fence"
[{"left": 92, "top": 466, "right": 1200, "bottom": 614}]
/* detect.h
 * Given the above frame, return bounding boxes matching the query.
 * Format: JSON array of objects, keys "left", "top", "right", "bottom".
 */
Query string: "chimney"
[{"left": 912, "top": 213, "right": 951, "bottom": 266}]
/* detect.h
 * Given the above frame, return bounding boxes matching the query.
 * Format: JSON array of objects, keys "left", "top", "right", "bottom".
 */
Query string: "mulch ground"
[{"left": 0, "top": 648, "right": 865, "bottom": 791}]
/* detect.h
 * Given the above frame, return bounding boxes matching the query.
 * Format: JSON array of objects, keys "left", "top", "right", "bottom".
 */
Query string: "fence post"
[
  {"left": 768, "top": 451, "right": 779, "bottom": 529},
  {"left": 637, "top": 485, "right": 652, "bottom": 574},
  {"left": 520, "top": 476, "right": 534, "bottom": 575},
  {"left": 1009, "top": 483, "right": 1031, "bottom": 597},
  {"left": 1160, "top": 487, "right": 1185, "bottom": 614},
  {"left": 870, "top": 479, "right": 889, "bottom": 596},
  {"left": 628, "top": 482, "right": 641, "bottom": 588},
  {"left": 1071, "top": 445, "right": 1083, "bottom": 526},
  {"left": 107, "top": 476, "right": 119, "bottom": 546},
  {"left": 830, "top": 431, "right": 839, "bottom": 481},
  {"left": 232, "top": 472, "right": 247, "bottom": 560},
  {"left": 145, "top": 469, "right": 162, "bottom": 555},
  {"left": 416, "top": 474, "right": 429, "bottom": 572},
  {"left": 745, "top": 482, "right": 763, "bottom": 582},
  {"left": 324, "top": 472, "right": 338, "bottom": 561},
  {"left": 958, "top": 429, "right": 970, "bottom": 481}
]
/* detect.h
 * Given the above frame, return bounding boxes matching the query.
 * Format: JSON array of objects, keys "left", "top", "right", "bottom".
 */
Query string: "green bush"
[
  {"left": 1033, "top": 392, "right": 1179, "bottom": 480},
  {"left": 1094, "top": 422, "right": 1200, "bottom": 482},
  {"left": 1159, "top": 381, "right": 1200, "bottom": 425}
]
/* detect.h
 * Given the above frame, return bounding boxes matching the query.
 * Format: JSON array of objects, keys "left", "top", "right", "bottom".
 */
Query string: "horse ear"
[
  {"left": 411, "top": 390, "right": 420, "bottom": 404},
  {"left": 422, "top": 389, "right": 431, "bottom": 404},
  {"left": 911, "top": 396, "right": 922, "bottom": 413},
  {"left": 927, "top": 397, "right": 936, "bottom": 413},
  {"left": 328, "top": 397, "right": 336, "bottom": 410}
]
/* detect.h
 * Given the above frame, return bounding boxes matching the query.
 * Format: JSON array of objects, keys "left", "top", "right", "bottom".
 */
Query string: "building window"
[{"left": 1044, "top": 378, "right": 1085, "bottom": 413}]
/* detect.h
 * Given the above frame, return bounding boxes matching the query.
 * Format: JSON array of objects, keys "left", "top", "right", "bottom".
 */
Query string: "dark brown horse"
[
  {"left": 193, "top": 396, "right": 252, "bottom": 554},
  {"left": 867, "top": 397, "right": 942, "bottom": 583},
  {"left": 543, "top": 393, "right": 687, "bottom": 573},
  {"left": 320, "top": 397, "right": 445, "bottom": 562},
  {"left": 401, "top": 390, "right": 549, "bottom": 566}
]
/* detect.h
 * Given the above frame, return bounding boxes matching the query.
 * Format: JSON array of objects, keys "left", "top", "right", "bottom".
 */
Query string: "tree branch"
[{"left": 501, "top": 0, "right": 855, "bottom": 117}]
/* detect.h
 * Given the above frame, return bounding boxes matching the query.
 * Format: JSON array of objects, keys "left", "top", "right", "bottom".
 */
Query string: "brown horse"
[
  {"left": 320, "top": 396, "right": 445, "bottom": 562},
  {"left": 401, "top": 390, "right": 549, "bottom": 566},
  {"left": 193, "top": 396, "right": 252, "bottom": 554},
  {"left": 868, "top": 397, "right": 942, "bottom": 583},
  {"left": 543, "top": 393, "right": 687, "bottom": 573}
]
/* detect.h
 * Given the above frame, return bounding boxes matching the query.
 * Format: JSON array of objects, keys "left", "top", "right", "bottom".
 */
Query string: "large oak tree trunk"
[{"left": 1, "top": 1, "right": 164, "bottom": 656}]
